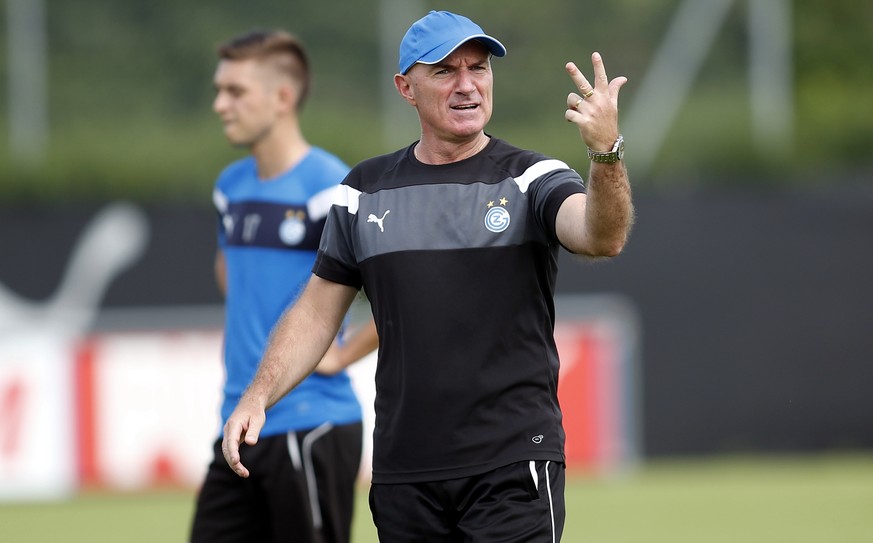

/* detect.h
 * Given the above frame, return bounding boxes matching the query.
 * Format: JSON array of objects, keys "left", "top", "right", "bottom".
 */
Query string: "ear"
[
  {"left": 276, "top": 82, "right": 299, "bottom": 113},
  {"left": 394, "top": 74, "right": 416, "bottom": 106}
]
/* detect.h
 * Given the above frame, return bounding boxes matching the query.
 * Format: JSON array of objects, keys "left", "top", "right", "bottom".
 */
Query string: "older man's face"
[{"left": 405, "top": 41, "right": 493, "bottom": 144}]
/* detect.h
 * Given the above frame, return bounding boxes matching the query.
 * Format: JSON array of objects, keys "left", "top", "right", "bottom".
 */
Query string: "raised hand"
[{"left": 564, "top": 52, "right": 627, "bottom": 152}]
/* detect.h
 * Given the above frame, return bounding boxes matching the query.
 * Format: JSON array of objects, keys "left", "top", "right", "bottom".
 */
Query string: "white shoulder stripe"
[
  {"left": 307, "top": 184, "right": 361, "bottom": 219},
  {"left": 307, "top": 185, "right": 342, "bottom": 221},
  {"left": 512, "top": 159, "right": 571, "bottom": 194},
  {"left": 212, "top": 188, "right": 228, "bottom": 213},
  {"left": 340, "top": 185, "right": 361, "bottom": 215}
]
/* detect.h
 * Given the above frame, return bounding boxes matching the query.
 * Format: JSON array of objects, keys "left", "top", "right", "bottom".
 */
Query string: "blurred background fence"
[
  {"left": 2, "top": 0, "right": 872, "bottom": 201},
  {"left": 2, "top": 0, "right": 872, "bottom": 505}
]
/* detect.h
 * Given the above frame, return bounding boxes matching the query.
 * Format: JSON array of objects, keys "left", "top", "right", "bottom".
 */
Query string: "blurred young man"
[
  {"left": 222, "top": 11, "right": 633, "bottom": 542},
  {"left": 189, "top": 30, "right": 378, "bottom": 543}
]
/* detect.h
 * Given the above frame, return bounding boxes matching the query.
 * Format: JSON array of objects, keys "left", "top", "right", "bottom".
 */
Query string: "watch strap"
[{"left": 587, "top": 135, "right": 624, "bottom": 163}]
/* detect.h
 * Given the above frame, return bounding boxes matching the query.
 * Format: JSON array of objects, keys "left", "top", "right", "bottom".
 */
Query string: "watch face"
[{"left": 616, "top": 139, "right": 625, "bottom": 160}]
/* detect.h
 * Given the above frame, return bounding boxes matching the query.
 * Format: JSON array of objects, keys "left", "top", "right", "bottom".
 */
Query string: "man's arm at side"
[
  {"left": 214, "top": 249, "right": 227, "bottom": 297},
  {"left": 222, "top": 275, "right": 358, "bottom": 477}
]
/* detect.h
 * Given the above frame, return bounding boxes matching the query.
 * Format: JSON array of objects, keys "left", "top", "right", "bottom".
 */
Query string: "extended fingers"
[
  {"left": 565, "top": 61, "right": 594, "bottom": 96},
  {"left": 610, "top": 75, "right": 629, "bottom": 94},
  {"left": 571, "top": 53, "right": 628, "bottom": 100},
  {"left": 591, "top": 52, "right": 608, "bottom": 90}
]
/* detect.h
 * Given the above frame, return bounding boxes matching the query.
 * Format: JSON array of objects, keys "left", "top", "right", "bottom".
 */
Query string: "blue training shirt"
[{"left": 213, "top": 147, "right": 362, "bottom": 437}]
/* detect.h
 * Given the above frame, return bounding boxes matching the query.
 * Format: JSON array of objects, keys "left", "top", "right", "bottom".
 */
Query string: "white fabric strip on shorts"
[
  {"left": 301, "top": 422, "right": 334, "bottom": 530},
  {"left": 545, "top": 460, "right": 555, "bottom": 543},
  {"left": 286, "top": 431, "right": 302, "bottom": 471},
  {"left": 529, "top": 460, "right": 557, "bottom": 543}
]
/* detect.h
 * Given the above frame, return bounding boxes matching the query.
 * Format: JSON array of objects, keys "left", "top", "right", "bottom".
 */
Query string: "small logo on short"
[
  {"left": 531, "top": 434, "right": 544, "bottom": 444},
  {"left": 367, "top": 210, "right": 390, "bottom": 232},
  {"left": 484, "top": 198, "right": 510, "bottom": 233}
]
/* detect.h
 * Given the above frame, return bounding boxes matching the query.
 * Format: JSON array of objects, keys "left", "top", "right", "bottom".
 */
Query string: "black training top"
[{"left": 313, "top": 137, "right": 586, "bottom": 484}]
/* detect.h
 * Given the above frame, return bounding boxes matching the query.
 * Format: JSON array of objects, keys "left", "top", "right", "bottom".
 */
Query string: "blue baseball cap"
[{"left": 398, "top": 11, "right": 506, "bottom": 75}]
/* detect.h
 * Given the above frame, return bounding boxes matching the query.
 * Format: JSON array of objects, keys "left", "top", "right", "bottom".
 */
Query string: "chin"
[
  {"left": 223, "top": 132, "right": 250, "bottom": 148},
  {"left": 454, "top": 124, "right": 487, "bottom": 139},
  {"left": 455, "top": 116, "right": 489, "bottom": 134}
]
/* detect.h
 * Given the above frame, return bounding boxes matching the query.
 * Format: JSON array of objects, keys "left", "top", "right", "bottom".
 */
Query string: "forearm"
[
  {"left": 560, "top": 52, "right": 633, "bottom": 256},
  {"left": 241, "top": 278, "right": 355, "bottom": 410},
  {"left": 214, "top": 250, "right": 227, "bottom": 297},
  {"left": 583, "top": 161, "right": 634, "bottom": 256}
]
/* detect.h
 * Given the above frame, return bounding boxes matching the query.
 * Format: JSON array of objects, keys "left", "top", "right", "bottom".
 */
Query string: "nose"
[
  {"left": 213, "top": 91, "right": 227, "bottom": 114},
  {"left": 455, "top": 69, "right": 477, "bottom": 94}
]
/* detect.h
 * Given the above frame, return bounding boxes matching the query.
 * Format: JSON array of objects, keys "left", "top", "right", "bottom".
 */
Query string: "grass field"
[{"left": 2, "top": 453, "right": 871, "bottom": 542}]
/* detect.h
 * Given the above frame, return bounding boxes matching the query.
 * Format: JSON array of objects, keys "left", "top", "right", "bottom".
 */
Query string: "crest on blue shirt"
[
  {"left": 279, "top": 210, "right": 307, "bottom": 245},
  {"left": 484, "top": 197, "right": 510, "bottom": 233}
]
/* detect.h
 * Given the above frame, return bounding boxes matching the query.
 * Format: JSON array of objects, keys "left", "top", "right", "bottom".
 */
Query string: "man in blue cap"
[{"left": 222, "top": 10, "right": 633, "bottom": 541}]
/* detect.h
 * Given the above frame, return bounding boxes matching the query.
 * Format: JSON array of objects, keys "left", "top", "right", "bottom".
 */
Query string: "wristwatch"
[{"left": 587, "top": 135, "right": 625, "bottom": 164}]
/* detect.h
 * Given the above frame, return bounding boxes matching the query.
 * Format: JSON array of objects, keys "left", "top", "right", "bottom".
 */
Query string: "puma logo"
[
  {"left": 367, "top": 210, "right": 390, "bottom": 232},
  {"left": 0, "top": 202, "right": 149, "bottom": 335}
]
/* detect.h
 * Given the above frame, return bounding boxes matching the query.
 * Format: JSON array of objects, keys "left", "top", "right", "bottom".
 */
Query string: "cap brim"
[{"left": 409, "top": 35, "right": 506, "bottom": 72}]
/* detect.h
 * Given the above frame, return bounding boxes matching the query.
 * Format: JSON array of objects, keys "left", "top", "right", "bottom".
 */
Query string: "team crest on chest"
[
  {"left": 279, "top": 210, "right": 307, "bottom": 245},
  {"left": 484, "top": 197, "right": 510, "bottom": 233}
]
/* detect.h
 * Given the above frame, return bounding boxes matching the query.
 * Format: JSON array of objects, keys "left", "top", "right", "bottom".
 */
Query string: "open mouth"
[{"left": 451, "top": 104, "right": 478, "bottom": 111}]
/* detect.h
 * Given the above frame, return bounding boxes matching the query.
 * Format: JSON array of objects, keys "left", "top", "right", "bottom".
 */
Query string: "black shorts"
[
  {"left": 369, "top": 460, "right": 566, "bottom": 542},
  {"left": 190, "top": 421, "right": 363, "bottom": 543}
]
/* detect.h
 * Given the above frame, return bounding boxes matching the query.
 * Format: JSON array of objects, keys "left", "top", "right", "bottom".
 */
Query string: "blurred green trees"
[{"left": 0, "top": 0, "right": 870, "bottom": 204}]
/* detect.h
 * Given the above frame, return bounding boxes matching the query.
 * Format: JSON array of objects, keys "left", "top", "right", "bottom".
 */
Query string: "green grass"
[
  {"left": 1, "top": 454, "right": 871, "bottom": 542},
  {"left": 567, "top": 454, "right": 873, "bottom": 542}
]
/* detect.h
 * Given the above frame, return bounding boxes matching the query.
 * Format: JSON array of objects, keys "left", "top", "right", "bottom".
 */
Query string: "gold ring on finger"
[
  {"left": 582, "top": 89, "right": 595, "bottom": 99},
  {"left": 574, "top": 98, "right": 583, "bottom": 108}
]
